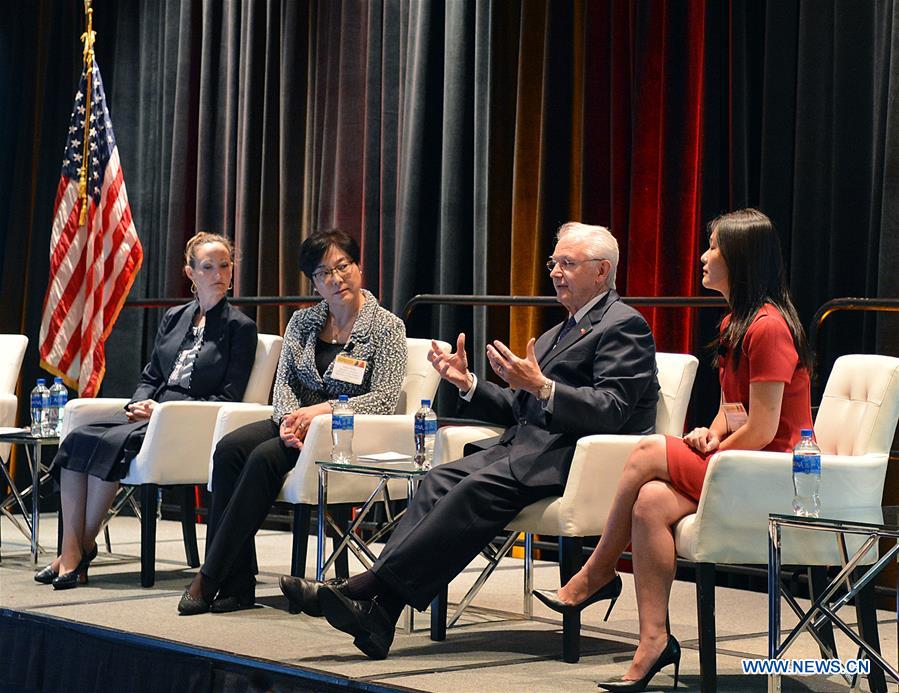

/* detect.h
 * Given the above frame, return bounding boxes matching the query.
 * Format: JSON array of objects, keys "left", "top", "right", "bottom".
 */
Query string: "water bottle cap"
[
  {"left": 421, "top": 399, "right": 431, "bottom": 407},
  {"left": 37, "top": 378, "right": 46, "bottom": 385},
  {"left": 338, "top": 394, "right": 349, "bottom": 402},
  {"left": 801, "top": 428, "right": 813, "bottom": 437},
  {"left": 54, "top": 377, "right": 63, "bottom": 384}
]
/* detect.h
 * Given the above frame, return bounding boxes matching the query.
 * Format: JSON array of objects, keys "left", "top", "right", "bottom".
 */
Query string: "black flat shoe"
[
  {"left": 318, "top": 584, "right": 395, "bottom": 660},
  {"left": 279, "top": 575, "right": 347, "bottom": 617},
  {"left": 210, "top": 592, "right": 256, "bottom": 613},
  {"left": 534, "top": 574, "right": 622, "bottom": 620},
  {"left": 597, "top": 635, "right": 681, "bottom": 691},
  {"left": 34, "top": 564, "right": 59, "bottom": 584},
  {"left": 177, "top": 589, "right": 213, "bottom": 615}
]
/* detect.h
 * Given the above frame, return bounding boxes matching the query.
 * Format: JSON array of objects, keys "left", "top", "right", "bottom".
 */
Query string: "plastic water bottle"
[
  {"left": 47, "top": 377, "right": 68, "bottom": 437},
  {"left": 30, "top": 379, "right": 50, "bottom": 437},
  {"left": 331, "top": 395, "right": 355, "bottom": 464},
  {"left": 792, "top": 428, "right": 821, "bottom": 517},
  {"left": 414, "top": 399, "right": 437, "bottom": 470}
]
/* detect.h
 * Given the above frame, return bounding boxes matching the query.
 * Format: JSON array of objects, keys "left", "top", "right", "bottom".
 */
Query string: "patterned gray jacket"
[{"left": 271, "top": 289, "right": 407, "bottom": 422}]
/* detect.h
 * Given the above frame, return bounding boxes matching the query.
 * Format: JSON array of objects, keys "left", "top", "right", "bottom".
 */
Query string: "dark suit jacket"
[
  {"left": 462, "top": 290, "right": 658, "bottom": 488},
  {"left": 130, "top": 297, "right": 258, "bottom": 403}
]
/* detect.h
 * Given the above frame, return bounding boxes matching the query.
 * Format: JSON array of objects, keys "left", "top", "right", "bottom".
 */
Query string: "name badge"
[
  {"left": 722, "top": 402, "right": 748, "bottom": 433},
  {"left": 332, "top": 354, "right": 367, "bottom": 385}
]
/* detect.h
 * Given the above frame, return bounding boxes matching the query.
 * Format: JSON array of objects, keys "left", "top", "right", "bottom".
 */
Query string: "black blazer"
[
  {"left": 130, "top": 298, "right": 258, "bottom": 403},
  {"left": 463, "top": 291, "right": 658, "bottom": 487}
]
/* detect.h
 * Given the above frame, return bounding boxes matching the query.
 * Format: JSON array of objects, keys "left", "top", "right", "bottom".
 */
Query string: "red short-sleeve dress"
[{"left": 666, "top": 304, "right": 813, "bottom": 502}]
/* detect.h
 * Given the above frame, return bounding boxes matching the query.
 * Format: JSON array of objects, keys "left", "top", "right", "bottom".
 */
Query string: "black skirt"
[{"left": 50, "top": 411, "right": 150, "bottom": 482}]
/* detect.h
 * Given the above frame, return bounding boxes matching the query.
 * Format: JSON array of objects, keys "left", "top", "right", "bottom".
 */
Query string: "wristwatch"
[{"left": 537, "top": 379, "right": 553, "bottom": 403}]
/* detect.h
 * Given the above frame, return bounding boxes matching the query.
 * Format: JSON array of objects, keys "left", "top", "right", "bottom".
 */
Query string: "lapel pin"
[{"left": 580, "top": 328, "right": 587, "bottom": 334}]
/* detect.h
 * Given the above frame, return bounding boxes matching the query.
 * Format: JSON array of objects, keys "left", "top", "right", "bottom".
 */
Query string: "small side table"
[
  {"left": 768, "top": 507, "right": 899, "bottom": 693},
  {"left": 0, "top": 431, "right": 59, "bottom": 565},
  {"left": 316, "top": 458, "right": 429, "bottom": 633}
]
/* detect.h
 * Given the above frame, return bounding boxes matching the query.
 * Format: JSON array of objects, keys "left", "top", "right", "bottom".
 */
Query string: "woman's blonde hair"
[{"left": 183, "top": 232, "right": 235, "bottom": 268}]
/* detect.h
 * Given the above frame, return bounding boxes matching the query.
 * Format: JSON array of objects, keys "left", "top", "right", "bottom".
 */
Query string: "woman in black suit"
[{"left": 35, "top": 232, "right": 258, "bottom": 589}]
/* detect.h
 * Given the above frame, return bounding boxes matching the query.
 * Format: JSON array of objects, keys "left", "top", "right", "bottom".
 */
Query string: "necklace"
[{"left": 328, "top": 311, "right": 359, "bottom": 345}]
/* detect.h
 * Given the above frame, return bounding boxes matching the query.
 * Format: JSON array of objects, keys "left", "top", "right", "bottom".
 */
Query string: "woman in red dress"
[{"left": 534, "top": 208, "right": 813, "bottom": 691}]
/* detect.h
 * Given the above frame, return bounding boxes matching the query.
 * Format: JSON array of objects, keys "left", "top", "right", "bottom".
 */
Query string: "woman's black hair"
[
  {"left": 298, "top": 228, "right": 360, "bottom": 280},
  {"left": 709, "top": 208, "right": 813, "bottom": 373}
]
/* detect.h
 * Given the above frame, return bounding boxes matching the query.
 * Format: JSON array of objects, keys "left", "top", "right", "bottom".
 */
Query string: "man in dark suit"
[{"left": 283, "top": 222, "right": 658, "bottom": 659}]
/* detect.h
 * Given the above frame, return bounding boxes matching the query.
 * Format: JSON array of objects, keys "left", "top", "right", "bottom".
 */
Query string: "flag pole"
[{"left": 78, "top": 0, "right": 95, "bottom": 226}]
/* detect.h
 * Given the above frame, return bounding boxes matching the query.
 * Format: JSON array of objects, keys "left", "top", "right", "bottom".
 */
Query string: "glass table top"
[
  {"left": 770, "top": 506, "right": 899, "bottom": 535},
  {"left": 316, "top": 458, "right": 430, "bottom": 477}
]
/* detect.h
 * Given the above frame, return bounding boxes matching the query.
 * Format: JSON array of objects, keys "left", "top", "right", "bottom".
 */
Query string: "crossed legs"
[{"left": 557, "top": 434, "right": 697, "bottom": 681}]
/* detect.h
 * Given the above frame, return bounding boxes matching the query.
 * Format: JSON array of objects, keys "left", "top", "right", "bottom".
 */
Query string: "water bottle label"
[
  {"left": 31, "top": 394, "right": 42, "bottom": 408},
  {"left": 50, "top": 393, "right": 65, "bottom": 407},
  {"left": 793, "top": 453, "right": 821, "bottom": 474},
  {"left": 332, "top": 414, "right": 354, "bottom": 431},
  {"left": 425, "top": 419, "right": 437, "bottom": 435},
  {"left": 415, "top": 418, "right": 425, "bottom": 435}
]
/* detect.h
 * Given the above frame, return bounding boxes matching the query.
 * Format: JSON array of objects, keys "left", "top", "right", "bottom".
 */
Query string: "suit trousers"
[
  {"left": 372, "top": 442, "right": 563, "bottom": 610},
  {"left": 202, "top": 418, "right": 299, "bottom": 594}
]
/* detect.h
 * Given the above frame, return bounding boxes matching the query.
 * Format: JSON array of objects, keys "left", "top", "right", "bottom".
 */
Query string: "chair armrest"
[
  {"left": 207, "top": 404, "right": 274, "bottom": 490},
  {"left": 280, "top": 414, "right": 419, "bottom": 505},
  {"left": 0, "top": 393, "right": 16, "bottom": 428},
  {"left": 554, "top": 434, "right": 647, "bottom": 535},
  {"left": 432, "top": 425, "right": 505, "bottom": 468},
  {"left": 60, "top": 398, "right": 130, "bottom": 440},
  {"left": 121, "top": 401, "right": 232, "bottom": 485},
  {"left": 674, "top": 450, "right": 888, "bottom": 564},
  {"left": 0, "top": 394, "right": 16, "bottom": 460}
]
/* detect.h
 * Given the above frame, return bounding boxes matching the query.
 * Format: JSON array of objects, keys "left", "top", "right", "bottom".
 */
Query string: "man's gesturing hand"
[
  {"left": 486, "top": 338, "right": 545, "bottom": 394},
  {"left": 429, "top": 333, "right": 473, "bottom": 391}
]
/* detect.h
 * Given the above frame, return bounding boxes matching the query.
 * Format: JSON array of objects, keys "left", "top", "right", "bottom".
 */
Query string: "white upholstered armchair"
[
  {"left": 429, "top": 352, "right": 699, "bottom": 662},
  {"left": 674, "top": 354, "right": 899, "bottom": 692},
  {"left": 206, "top": 337, "right": 449, "bottom": 578},
  {"left": 60, "top": 333, "right": 283, "bottom": 586}
]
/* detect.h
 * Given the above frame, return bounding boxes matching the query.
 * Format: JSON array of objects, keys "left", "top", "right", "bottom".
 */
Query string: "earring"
[
  {"left": 190, "top": 283, "right": 197, "bottom": 295},
  {"left": 228, "top": 279, "right": 233, "bottom": 291}
]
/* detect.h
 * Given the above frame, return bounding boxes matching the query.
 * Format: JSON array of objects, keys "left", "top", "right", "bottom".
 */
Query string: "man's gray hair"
[{"left": 556, "top": 222, "right": 619, "bottom": 290}]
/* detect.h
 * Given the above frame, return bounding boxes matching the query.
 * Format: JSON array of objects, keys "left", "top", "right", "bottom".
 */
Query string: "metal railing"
[
  {"left": 809, "top": 297, "right": 899, "bottom": 353},
  {"left": 401, "top": 293, "right": 728, "bottom": 323}
]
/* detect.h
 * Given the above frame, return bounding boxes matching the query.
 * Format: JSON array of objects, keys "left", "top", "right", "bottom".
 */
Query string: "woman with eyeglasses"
[
  {"left": 37, "top": 232, "right": 257, "bottom": 590},
  {"left": 178, "top": 228, "right": 407, "bottom": 615},
  {"left": 534, "top": 209, "right": 813, "bottom": 691}
]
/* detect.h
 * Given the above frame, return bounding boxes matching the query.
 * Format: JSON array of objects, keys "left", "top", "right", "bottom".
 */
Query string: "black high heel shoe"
[
  {"left": 52, "top": 544, "right": 99, "bottom": 591},
  {"left": 597, "top": 635, "right": 681, "bottom": 691},
  {"left": 534, "top": 574, "right": 622, "bottom": 621}
]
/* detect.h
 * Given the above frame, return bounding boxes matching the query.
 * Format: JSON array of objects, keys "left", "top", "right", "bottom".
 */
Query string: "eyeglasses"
[
  {"left": 312, "top": 260, "right": 355, "bottom": 282},
  {"left": 546, "top": 257, "right": 607, "bottom": 272}
]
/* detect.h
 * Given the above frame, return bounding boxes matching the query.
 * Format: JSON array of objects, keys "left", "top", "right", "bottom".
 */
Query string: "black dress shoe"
[
  {"left": 597, "top": 635, "right": 681, "bottom": 691},
  {"left": 177, "top": 589, "right": 212, "bottom": 615},
  {"left": 51, "top": 568, "right": 85, "bottom": 590},
  {"left": 279, "top": 575, "right": 347, "bottom": 617},
  {"left": 318, "top": 584, "right": 395, "bottom": 659},
  {"left": 210, "top": 592, "right": 256, "bottom": 613},
  {"left": 534, "top": 574, "right": 622, "bottom": 621},
  {"left": 51, "top": 546, "right": 99, "bottom": 590},
  {"left": 34, "top": 564, "right": 59, "bottom": 584}
]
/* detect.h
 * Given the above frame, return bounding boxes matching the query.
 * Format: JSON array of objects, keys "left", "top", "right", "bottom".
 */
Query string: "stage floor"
[{"left": 1, "top": 513, "right": 894, "bottom": 691}]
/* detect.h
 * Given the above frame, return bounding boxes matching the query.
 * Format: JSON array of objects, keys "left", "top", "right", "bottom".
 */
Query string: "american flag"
[{"left": 39, "top": 59, "right": 143, "bottom": 397}]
